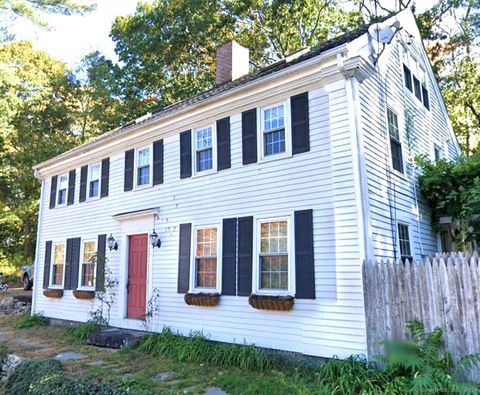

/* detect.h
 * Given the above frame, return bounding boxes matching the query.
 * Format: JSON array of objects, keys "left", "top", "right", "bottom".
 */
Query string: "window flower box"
[
  {"left": 184, "top": 293, "right": 220, "bottom": 307},
  {"left": 43, "top": 289, "right": 63, "bottom": 298},
  {"left": 73, "top": 290, "right": 95, "bottom": 300},
  {"left": 248, "top": 294, "right": 294, "bottom": 311}
]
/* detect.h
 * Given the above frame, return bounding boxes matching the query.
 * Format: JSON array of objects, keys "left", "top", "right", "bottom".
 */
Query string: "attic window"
[
  {"left": 403, "top": 65, "right": 412, "bottom": 92},
  {"left": 413, "top": 76, "right": 421, "bottom": 101}
]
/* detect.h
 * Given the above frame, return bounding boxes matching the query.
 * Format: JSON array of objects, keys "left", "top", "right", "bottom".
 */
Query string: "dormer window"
[
  {"left": 403, "top": 59, "right": 430, "bottom": 111},
  {"left": 57, "top": 173, "right": 68, "bottom": 206}
]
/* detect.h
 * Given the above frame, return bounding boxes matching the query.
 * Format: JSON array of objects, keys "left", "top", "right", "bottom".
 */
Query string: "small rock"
[
  {"left": 87, "top": 360, "right": 107, "bottom": 366},
  {"left": 205, "top": 387, "right": 227, "bottom": 395},
  {"left": 54, "top": 352, "right": 87, "bottom": 361},
  {"left": 1, "top": 354, "right": 24, "bottom": 381},
  {"left": 153, "top": 371, "right": 176, "bottom": 381}
]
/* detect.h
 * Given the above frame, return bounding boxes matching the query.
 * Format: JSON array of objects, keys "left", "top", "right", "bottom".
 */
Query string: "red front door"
[{"left": 127, "top": 234, "right": 148, "bottom": 319}]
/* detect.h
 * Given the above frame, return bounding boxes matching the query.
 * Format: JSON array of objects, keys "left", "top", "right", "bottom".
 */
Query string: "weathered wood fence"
[{"left": 363, "top": 253, "right": 480, "bottom": 380}]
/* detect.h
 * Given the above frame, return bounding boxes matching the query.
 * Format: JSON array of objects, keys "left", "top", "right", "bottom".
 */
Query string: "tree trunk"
[{"left": 23, "top": 217, "right": 31, "bottom": 260}]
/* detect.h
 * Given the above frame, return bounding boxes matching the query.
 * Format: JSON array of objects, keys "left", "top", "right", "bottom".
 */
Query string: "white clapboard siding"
[
  {"left": 356, "top": 20, "right": 459, "bottom": 261},
  {"left": 33, "top": 80, "right": 368, "bottom": 359}
]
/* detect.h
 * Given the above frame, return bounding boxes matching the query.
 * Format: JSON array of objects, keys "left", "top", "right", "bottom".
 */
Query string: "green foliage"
[
  {"left": 65, "top": 320, "right": 100, "bottom": 341},
  {"left": 417, "top": 152, "right": 480, "bottom": 246},
  {"left": 137, "top": 328, "right": 277, "bottom": 371},
  {"left": 5, "top": 358, "right": 63, "bottom": 394},
  {"left": 14, "top": 313, "right": 48, "bottom": 329}
]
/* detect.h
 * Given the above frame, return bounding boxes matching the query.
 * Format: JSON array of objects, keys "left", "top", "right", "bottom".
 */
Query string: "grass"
[
  {"left": 65, "top": 321, "right": 100, "bottom": 340},
  {"left": 14, "top": 313, "right": 48, "bottom": 329},
  {"left": 137, "top": 328, "right": 277, "bottom": 371}
]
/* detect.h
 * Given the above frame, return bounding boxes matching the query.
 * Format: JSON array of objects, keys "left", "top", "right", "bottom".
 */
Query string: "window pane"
[
  {"left": 89, "top": 179, "right": 99, "bottom": 197},
  {"left": 196, "top": 258, "right": 217, "bottom": 288},
  {"left": 52, "top": 244, "right": 65, "bottom": 286},
  {"left": 264, "top": 129, "right": 286, "bottom": 156},
  {"left": 390, "top": 139, "right": 403, "bottom": 173},
  {"left": 260, "top": 255, "right": 288, "bottom": 290},
  {"left": 57, "top": 189, "right": 66, "bottom": 205},
  {"left": 387, "top": 109, "right": 399, "bottom": 140},
  {"left": 403, "top": 65, "right": 412, "bottom": 92},
  {"left": 89, "top": 164, "right": 100, "bottom": 180},
  {"left": 59, "top": 174, "right": 68, "bottom": 189},
  {"left": 413, "top": 76, "right": 421, "bottom": 100},
  {"left": 398, "top": 224, "right": 412, "bottom": 257},
  {"left": 261, "top": 221, "right": 288, "bottom": 254},
  {"left": 196, "top": 228, "right": 217, "bottom": 257},
  {"left": 54, "top": 244, "right": 65, "bottom": 265},
  {"left": 196, "top": 127, "right": 212, "bottom": 150},
  {"left": 52, "top": 264, "right": 64, "bottom": 285},
  {"left": 422, "top": 85, "right": 430, "bottom": 110},
  {"left": 82, "top": 263, "right": 95, "bottom": 287},
  {"left": 138, "top": 148, "right": 150, "bottom": 167},
  {"left": 263, "top": 105, "right": 284, "bottom": 131},
  {"left": 137, "top": 166, "right": 150, "bottom": 185},
  {"left": 197, "top": 148, "right": 213, "bottom": 171}
]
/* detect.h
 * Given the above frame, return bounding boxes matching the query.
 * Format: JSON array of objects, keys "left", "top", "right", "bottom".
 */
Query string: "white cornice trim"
[{"left": 112, "top": 207, "right": 160, "bottom": 222}]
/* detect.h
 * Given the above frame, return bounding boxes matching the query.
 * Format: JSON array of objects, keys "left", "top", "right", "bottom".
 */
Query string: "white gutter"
[{"left": 31, "top": 178, "right": 45, "bottom": 314}]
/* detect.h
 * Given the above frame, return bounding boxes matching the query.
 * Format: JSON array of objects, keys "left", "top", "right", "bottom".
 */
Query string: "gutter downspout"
[{"left": 31, "top": 170, "right": 45, "bottom": 315}]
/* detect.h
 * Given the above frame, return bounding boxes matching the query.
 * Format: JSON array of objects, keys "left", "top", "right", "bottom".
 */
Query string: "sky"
[{"left": 10, "top": 0, "right": 438, "bottom": 69}]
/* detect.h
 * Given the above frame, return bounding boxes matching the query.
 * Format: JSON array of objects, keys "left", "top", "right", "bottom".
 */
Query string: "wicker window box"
[
  {"left": 184, "top": 292, "right": 220, "bottom": 307},
  {"left": 43, "top": 288, "right": 64, "bottom": 298},
  {"left": 248, "top": 294, "right": 294, "bottom": 311},
  {"left": 73, "top": 290, "right": 96, "bottom": 300}
]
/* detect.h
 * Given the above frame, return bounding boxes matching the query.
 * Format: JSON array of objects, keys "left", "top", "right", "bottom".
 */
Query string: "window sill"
[
  {"left": 258, "top": 152, "right": 292, "bottom": 164},
  {"left": 133, "top": 183, "right": 153, "bottom": 192},
  {"left": 248, "top": 294, "right": 294, "bottom": 311},
  {"left": 43, "top": 288, "right": 64, "bottom": 298},
  {"left": 86, "top": 195, "right": 100, "bottom": 202},
  {"left": 184, "top": 292, "right": 220, "bottom": 307},
  {"left": 191, "top": 169, "right": 217, "bottom": 179},
  {"left": 73, "top": 289, "right": 95, "bottom": 300}
]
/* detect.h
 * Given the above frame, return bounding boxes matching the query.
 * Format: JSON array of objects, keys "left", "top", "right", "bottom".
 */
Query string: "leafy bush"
[
  {"left": 5, "top": 358, "right": 62, "bottom": 394},
  {"left": 14, "top": 313, "right": 48, "bottom": 329},
  {"left": 66, "top": 320, "right": 100, "bottom": 341},
  {"left": 138, "top": 328, "right": 277, "bottom": 371}
]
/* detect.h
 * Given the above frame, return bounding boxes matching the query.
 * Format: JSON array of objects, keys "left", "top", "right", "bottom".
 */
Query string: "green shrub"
[
  {"left": 66, "top": 320, "right": 100, "bottom": 341},
  {"left": 14, "top": 313, "right": 48, "bottom": 329},
  {"left": 138, "top": 328, "right": 277, "bottom": 371},
  {"left": 29, "top": 374, "right": 141, "bottom": 395},
  {"left": 5, "top": 358, "right": 62, "bottom": 394}
]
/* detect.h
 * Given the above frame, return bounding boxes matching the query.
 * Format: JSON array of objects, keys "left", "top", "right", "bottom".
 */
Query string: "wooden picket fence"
[{"left": 363, "top": 253, "right": 480, "bottom": 381}]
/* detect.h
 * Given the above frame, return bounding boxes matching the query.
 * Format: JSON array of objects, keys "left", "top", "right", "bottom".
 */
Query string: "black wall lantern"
[
  {"left": 150, "top": 229, "right": 161, "bottom": 248},
  {"left": 107, "top": 234, "right": 118, "bottom": 251}
]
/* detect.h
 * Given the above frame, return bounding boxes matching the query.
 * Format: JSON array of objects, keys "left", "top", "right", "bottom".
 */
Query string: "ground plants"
[
  {"left": 65, "top": 320, "right": 100, "bottom": 341},
  {"left": 13, "top": 313, "right": 48, "bottom": 329},
  {"left": 138, "top": 328, "right": 277, "bottom": 371}
]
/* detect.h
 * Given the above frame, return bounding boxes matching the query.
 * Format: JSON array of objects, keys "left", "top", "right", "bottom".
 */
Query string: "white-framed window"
[
  {"left": 135, "top": 146, "right": 152, "bottom": 187},
  {"left": 434, "top": 144, "right": 444, "bottom": 162},
  {"left": 387, "top": 108, "right": 404, "bottom": 174},
  {"left": 397, "top": 223, "right": 412, "bottom": 261},
  {"left": 88, "top": 163, "right": 101, "bottom": 199},
  {"left": 191, "top": 225, "right": 221, "bottom": 291},
  {"left": 79, "top": 239, "right": 97, "bottom": 289},
  {"left": 57, "top": 173, "right": 69, "bottom": 206},
  {"left": 194, "top": 125, "right": 216, "bottom": 173},
  {"left": 259, "top": 101, "right": 291, "bottom": 160},
  {"left": 402, "top": 53, "right": 430, "bottom": 111},
  {"left": 254, "top": 217, "right": 294, "bottom": 294},
  {"left": 50, "top": 242, "right": 66, "bottom": 287}
]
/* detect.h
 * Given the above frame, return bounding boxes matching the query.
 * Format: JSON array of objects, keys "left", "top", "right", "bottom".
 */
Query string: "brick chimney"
[{"left": 215, "top": 40, "right": 249, "bottom": 85}]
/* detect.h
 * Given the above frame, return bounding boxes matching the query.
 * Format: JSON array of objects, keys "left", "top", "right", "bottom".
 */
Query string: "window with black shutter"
[
  {"left": 177, "top": 223, "right": 192, "bottom": 293},
  {"left": 124, "top": 149, "right": 134, "bottom": 191},
  {"left": 217, "top": 117, "right": 231, "bottom": 171},
  {"left": 387, "top": 108, "right": 403, "bottom": 173},
  {"left": 100, "top": 158, "right": 110, "bottom": 197},
  {"left": 242, "top": 109, "right": 257, "bottom": 165},
  {"left": 67, "top": 169, "right": 75, "bottom": 205},
  {"left": 79, "top": 165, "right": 88, "bottom": 202},
  {"left": 291, "top": 92, "right": 310, "bottom": 154},
  {"left": 49, "top": 176, "right": 58, "bottom": 209},
  {"left": 152, "top": 139, "right": 164, "bottom": 185},
  {"left": 180, "top": 130, "right": 192, "bottom": 179}
]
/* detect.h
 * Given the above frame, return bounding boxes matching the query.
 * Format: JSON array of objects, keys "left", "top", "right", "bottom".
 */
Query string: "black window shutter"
[
  {"left": 67, "top": 170, "right": 76, "bottom": 205},
  {"left": 217, "top": 117, "right": 231, "bottom": 171},
  {"left": 294, "top": 209, "right": 315, "bottom": 299},
  {"left": 79, "top": 165, "right": 88, "bottom": 203},
  {"left": 49, "top": 176, "right": 57, "bottom": 209},
  {"left": 124, "top": 149, "right": 135, "bottom": 191},
  {"left": 64, "top": 238, "right": 73, "bottom": 290},
  {"left": 153, "top": 139, "right": 164, "bottom": 185},
  {"left": 291, "top": 92, "right": 310, "bottom": 154},
  {"left": 222, "top": 218, "right": 237, "bottom": 295},
  {"left": 177, "top": 223, "right": 192, "bottom": 293},
  {"left": 71, "top": 238, "right": 81, "bottom": 290},
  {"left": 180, "top": 130, "right": 192, "bottom": 179},
  {"left": 242, "top": 109, "right": 257, "bottom": 165},
  {"left": 43, "top": 241, "right": 52, "bottom": 289},
  {"left": 237, "top": 216, "right": 253, "bottom": 296},
  {"left": 96, "top": 234, "right": 107, "bottom": 292},
  {"left": 101, "top": 158, "right": 110, "bottom": 198}
]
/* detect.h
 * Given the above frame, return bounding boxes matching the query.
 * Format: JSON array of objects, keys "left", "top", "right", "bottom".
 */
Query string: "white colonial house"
[{"left": 32, "top": 9, "right": 460, "bottom": 359}]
